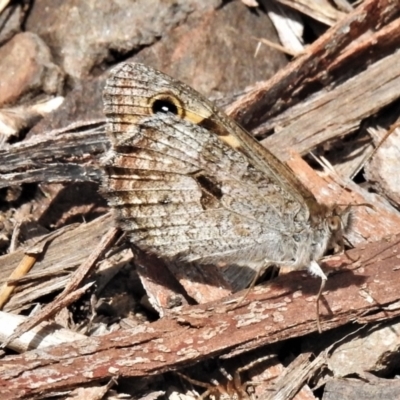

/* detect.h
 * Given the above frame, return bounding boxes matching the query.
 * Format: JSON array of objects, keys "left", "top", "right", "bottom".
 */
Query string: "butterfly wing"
[
  {"left": 104, "top": 62, "right": 319, "bottom": 213},
  {"left": 102, "top": 112, "right": 311, "bottom": 290}
]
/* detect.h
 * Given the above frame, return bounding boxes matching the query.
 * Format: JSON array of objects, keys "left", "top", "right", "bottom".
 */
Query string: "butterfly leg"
[
  {"left": 227, "top": 268, "right": 263, "bottom": 310},
  {"left": 308, "top": 260, "right": 327, "bottom": 333},
  {"left": 227, "top": 261, "right": 277, "bottom": 311},
  {"left": 341, "top": 236, "right": 359, "bottom": 263}
]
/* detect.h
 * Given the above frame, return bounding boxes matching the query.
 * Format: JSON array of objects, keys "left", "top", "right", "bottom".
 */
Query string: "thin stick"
[{"left": 0, "top": 255, "right": 38, "bottom": 309}]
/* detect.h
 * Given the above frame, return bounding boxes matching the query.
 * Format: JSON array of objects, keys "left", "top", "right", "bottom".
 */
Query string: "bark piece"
[
  {"left": 263, "top": 39, "right": 400, "bottom": 160},
  {"left": 0, "top": 97, "right": 64, "bottom": 142},
  {"left": 264, "top": 353, "right": 321, "bottom": 400},
  {"left": 0, "top": 121, "right": 106, "bottom": 188},
  {"left": 135, "top": 254, "right": 191, "bottom": 315},
  {"left": 226, "top": 0, "right": 400, "bottom": 146},
  {"left": 0, "top": 310, "right": 86, "bottom": 353},
  {"left": 0, "top": 32, "right": 64, "bottom": 106},
  {"left": 1, "top": 233, "right": 400, "bottom": 398},
  {"left": 323, "top": 378, "right": 400, "bottom": 400},
  {"left": 326, "top": 321, "right": 400, "bottom": 378},
  {"left": 364, "top": 125, "right": 400, "bottom": 208},
  {"left": 264, "top": 0, "right": 305, "bottom": 56},
  {"left": 273, "top": 0, "right": 346, "bottom": 26}
]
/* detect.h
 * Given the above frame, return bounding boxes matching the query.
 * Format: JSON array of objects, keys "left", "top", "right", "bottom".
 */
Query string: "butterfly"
[{"left": 101, "top": 63, "right": 351, "bottom": 323}]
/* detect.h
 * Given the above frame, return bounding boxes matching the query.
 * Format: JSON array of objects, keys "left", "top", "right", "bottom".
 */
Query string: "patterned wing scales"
[{"left": 102, "top": 113, "right": 306, "bottom": 280}]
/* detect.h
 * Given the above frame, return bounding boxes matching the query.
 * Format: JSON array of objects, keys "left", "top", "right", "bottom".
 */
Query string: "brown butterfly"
[{"left": 101, "top": 63, "right": 351, "bottom": 328}]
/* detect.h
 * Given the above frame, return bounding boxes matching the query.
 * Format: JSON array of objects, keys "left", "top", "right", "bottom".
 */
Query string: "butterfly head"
[{"left": 310, "top": 204, "right": 353, "bottom": 262}]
